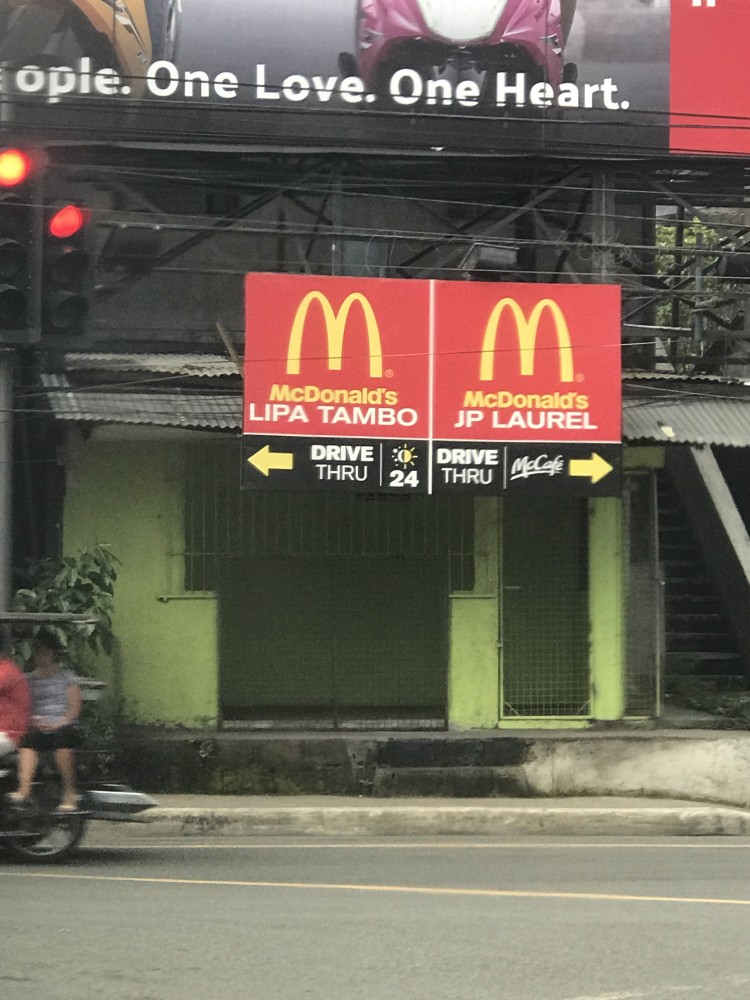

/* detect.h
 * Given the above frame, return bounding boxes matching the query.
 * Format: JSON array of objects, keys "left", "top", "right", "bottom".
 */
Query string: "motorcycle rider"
[
  {"left": 10, "top": 633, "right": 82, "bottom": 811},
  {"left": 0, "top": 653, "right": 31, "bottom": 758}
]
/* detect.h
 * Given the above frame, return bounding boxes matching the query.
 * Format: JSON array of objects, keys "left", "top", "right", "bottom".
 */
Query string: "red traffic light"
[
  {"left": 0, "top": 149, "right": 31, "bottom": 187},
  {"left": 49, "top": 204, "right": 89, "bottom": 239}
]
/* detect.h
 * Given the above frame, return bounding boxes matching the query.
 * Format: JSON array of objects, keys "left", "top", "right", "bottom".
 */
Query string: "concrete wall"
[
  {"left": 523, "top": 733, "right": 750, "bottom": 809},
  {"left": 114, "top": 729, "right": 750, "bottom": 809},
  {"left": 63, "top": 430, "right": 219, "bottom": 726}
]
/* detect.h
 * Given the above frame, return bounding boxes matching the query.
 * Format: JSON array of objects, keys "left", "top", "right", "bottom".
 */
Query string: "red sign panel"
[
  {"left": 244, "top": 274, "right": 621, "bottom": 445},
  {"left": 433, "top": 282, "right": 621, "bottom": 443},
  {"left": 670, "top": 0, "right": 749, "bottom": 156},
  {"left": 244, "top": 273, "right": 431, "bottom": 440}
]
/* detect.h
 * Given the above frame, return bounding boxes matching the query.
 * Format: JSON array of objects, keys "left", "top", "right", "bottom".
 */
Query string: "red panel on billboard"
[
  {"left": 670, "top": 0, "right": 749, "bottom": 156},
  {"left": 244, "top": 273, "right": 431, "bottom": 440},
  {"left": 245, "top": 274, "right": 621, "bottom": 446},
  {"left": 433, "top": 282, "right": 621, "bottom": 443}
]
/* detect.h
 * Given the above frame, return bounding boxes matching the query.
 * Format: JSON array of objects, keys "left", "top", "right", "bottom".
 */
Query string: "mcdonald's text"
[
  {"left": 463, "top": 391, "right": 589, "bottom": 410},
  {"left": 270, "top": 384, "right": 399, "bottom": 406}
]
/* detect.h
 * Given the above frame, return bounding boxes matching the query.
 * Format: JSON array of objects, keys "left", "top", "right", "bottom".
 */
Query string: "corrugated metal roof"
[
  {"left": 61, "top": 353, "right": 239, "bottom": 378},
  {"left": 623, "top": 370, "right": 750, "bottom": 386},
  {"left": 623, "top": 396, "right": 750, "bottom": 447},
  {"left": 40, "top": 364, "right": 750, "bottom": 446},
  {"left": 41, "top": 376, "right": 241, "bottom": 430}
]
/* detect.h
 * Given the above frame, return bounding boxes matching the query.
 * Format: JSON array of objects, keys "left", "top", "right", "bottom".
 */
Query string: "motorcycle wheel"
[
  {"left": 7, "top": 810, "right": 87, "bottom": 862},
  {"left": 6, "top": 778, "right": 87, "bottom": 862}
]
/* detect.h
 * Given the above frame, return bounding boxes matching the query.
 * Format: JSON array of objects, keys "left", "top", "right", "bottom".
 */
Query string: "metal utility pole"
[
  {"left": 0, "top": 348, "right": 13, "bottom": 649},
  {"left": 0, "top": 146, "right": 44, "bottom": 649}
]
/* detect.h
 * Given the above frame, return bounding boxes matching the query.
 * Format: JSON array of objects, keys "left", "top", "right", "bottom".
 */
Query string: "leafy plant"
[
  {"left": 12, "top": 545, "right": 120, "bottom": 671},
  {"left": 655, "top": 219, "right": 744, "bottom": 373}
]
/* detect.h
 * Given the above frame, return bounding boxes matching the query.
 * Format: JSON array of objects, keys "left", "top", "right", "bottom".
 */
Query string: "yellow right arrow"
[
  {"left": 247, "top": 445, "right": 295, "bottom": 477},
  {"left": 569, "top": 453, "right": 614, "bottom": 485}
]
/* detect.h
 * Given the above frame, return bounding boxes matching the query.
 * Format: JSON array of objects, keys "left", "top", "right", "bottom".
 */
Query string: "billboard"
[
  {"left": 243, "top": 273, "right": 622, "bottom": 495},
  {"left": 0, "top": 0, "right": 747, "bottom": 157}
]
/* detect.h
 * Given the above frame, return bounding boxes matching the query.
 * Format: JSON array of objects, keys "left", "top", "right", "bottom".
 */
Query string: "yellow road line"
[{"left": 4, "top": 870, "right": 750, "bottom": 907}]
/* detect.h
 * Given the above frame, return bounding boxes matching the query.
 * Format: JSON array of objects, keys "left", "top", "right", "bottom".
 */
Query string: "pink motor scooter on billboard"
[{"left": 339, "top": 0, "right": 577, "bottom": 102}]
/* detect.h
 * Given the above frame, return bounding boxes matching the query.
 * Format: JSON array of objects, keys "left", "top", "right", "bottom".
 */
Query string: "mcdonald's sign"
[
  {"left": 433, "top": 281, "right": 621, "bottom": 445},
  {"left": 244, "top": 274, "right": 620, "bottom": 448},
  {"left": 479, "top": 298, "right": 574, "bottom": 384},
  {"left": 244, "top": 272, "right": 431, "bottom": 440},
  {"left": 286, "top": 290, "right": 383, "bottom": 378}
]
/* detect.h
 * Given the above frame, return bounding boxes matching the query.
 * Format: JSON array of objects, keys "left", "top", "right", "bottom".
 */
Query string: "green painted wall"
[
  {"left": 63, "top": 435, "right": 219, "bottom": 726},
  {"left": 589, "top": 497, "right": 625, "bottom": 719},
  {"left": 624, "top": 447, "right": 664, "bottom": 471},
  {"left": 59, "top": 433, "right": 629, "bottom": 730},
  {"left": 448, "top": 499, "right": 500, "bottom": 729}
]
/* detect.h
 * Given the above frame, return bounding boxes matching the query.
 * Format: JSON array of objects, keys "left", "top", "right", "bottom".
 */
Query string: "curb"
[{"left": 104, "top": 803, "right": 750, "bottom": 838}]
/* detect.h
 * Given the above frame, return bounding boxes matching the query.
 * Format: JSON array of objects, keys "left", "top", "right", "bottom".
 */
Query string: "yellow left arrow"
[{"left": 247, "top": 445, "right": 295, "bottom": 477}]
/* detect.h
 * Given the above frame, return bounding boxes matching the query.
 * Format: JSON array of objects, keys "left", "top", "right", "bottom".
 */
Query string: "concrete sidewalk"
[{"left": 107, "top": 795, "right": 750, "bottom": 838}]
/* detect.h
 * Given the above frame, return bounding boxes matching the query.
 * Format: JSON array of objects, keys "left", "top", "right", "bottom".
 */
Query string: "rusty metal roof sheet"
[
  {"left": 60, "top": 353, "right": 239, "bottom": 378},
  {"left": 623, "top": 396, "right": 750, "bottom": 447},
  {"left": 41, "top": 375, "right": 241, "bottom": 430},
  {"left": 40, "top": 361, "right": 750, "bottom": 446},
  {"left": 623, "top": 370, "right": 750, "bottom": 386}
]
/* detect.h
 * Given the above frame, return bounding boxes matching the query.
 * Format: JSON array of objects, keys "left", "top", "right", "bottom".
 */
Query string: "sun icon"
[{"left": 393, "top": 443, "right": 417, "bottom": 469}]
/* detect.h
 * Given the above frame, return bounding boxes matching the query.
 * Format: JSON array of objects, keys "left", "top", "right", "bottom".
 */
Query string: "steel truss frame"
[{"left": 49, "top": 148, "right": 750, "bottom": 372}]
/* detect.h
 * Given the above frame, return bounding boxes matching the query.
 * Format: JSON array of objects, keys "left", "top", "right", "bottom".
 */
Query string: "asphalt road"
[{"left": 3, "top": 834, "right": 750, "bottom": 1000}]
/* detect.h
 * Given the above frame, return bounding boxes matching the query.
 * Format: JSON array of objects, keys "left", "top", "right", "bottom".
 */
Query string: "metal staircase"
[{"left": 658, "top": 472, "right": 746, "bottom": 694}]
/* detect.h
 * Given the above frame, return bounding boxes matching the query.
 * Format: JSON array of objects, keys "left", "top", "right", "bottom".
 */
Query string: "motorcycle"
[
  {"left": 339, "top": 0, "right": 577, "bottom": 104},
  {"left": 0, "top": 746, "right": 157, "bottom": 861}
]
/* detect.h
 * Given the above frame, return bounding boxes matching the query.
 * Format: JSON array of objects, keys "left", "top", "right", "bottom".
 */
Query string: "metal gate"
[
  {"left": 218, "top": 555, "right": 449, "bottom": 729},
  {"left": 183, "top": 441, "right": 474, "bottom": 730},
  {"left": 500, "top": 496, "right": 590, "bottom": 719}
]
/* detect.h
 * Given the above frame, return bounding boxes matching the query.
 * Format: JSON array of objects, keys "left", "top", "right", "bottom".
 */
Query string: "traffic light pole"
[{"left": 0, "top": 347, "right": 12, "bottom": 650}]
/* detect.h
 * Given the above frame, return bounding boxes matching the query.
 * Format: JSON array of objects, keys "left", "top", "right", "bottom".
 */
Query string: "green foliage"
[
  {"left": 655, "top": 219, "right": 743, "bottom": 371},
  {"left": 12, "top": 545, "right": 120, "bottom": 671}
]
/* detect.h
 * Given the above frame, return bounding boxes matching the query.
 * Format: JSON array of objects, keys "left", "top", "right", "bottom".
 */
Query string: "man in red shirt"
[{"left": 0, "top": 656, "right": 31, "bottom": 756}]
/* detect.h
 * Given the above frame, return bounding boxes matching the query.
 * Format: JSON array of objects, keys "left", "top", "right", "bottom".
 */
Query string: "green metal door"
[{"left": 501, "top": 497, "right": 590, "bottom": 719}]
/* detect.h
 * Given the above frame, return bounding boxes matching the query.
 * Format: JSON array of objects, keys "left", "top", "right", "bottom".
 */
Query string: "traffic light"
[
  {"left": 0, "top": 148, "right": 40, "bottom": 344},
  {"left": 42, "top": 188, "right": 93, "bottom": 340}
]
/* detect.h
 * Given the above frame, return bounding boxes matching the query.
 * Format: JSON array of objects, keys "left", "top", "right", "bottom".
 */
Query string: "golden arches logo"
[
  {"left": 479, "top": 298, "right": 575, "bottom": 383},
  {"left": 286, "top": 291, "right": 383, "bottom": 378}
]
